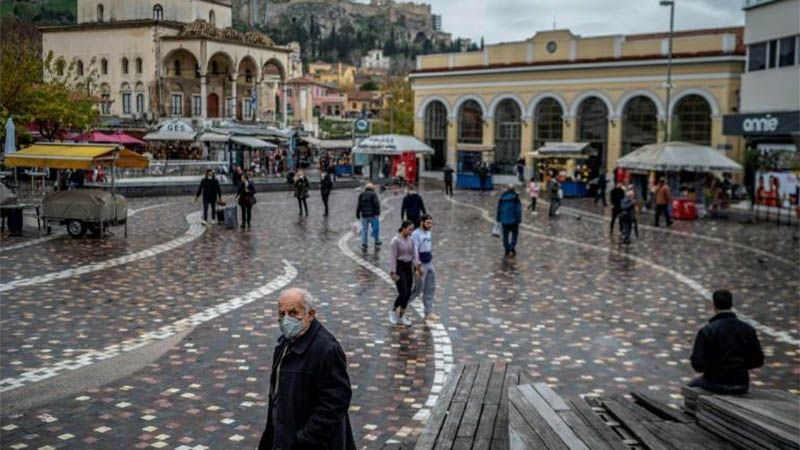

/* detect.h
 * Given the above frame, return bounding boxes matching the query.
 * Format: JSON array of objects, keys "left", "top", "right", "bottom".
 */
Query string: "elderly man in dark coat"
[{"left": 258, "top": 288, "right": 356, "bottom": 450}]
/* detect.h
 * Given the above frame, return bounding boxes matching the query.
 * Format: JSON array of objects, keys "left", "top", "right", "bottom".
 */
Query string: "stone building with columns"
[
  {"left": 411, "top": 27, "right": 746, "bottom": 177},
  {"left": 41, "top": 0, "right": 302, "bottom": 127}
]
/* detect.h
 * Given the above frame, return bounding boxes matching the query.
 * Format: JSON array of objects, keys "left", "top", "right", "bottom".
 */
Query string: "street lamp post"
[{"left": 661, "top": 0, "right": 675, "bottom": 142}]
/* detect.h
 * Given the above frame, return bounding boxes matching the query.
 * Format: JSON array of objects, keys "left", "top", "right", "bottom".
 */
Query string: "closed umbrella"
[{"left": 4, "top": 117, "right": 15, "bottom": 155}]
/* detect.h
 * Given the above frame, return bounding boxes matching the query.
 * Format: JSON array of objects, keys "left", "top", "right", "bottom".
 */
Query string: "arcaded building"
[
  {"left": 41, "top": 0, "right": 301, "bottom": 125},
  {"left": 411, "top": 27, "right": 746, "bottom": 175}
]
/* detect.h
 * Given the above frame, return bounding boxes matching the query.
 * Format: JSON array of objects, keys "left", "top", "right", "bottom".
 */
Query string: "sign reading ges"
[{"left": 723, "top": 111, "right": 800, "bottom": 136}]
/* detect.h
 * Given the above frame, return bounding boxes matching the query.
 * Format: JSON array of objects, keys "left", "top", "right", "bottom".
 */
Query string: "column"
[
  {"left": 281, "top": 82, "right": 288, "bottom": 128},
  {"left": 200, "top": 75, "right": 208, "bottom": 118},
  {"left": 710, "top": 115, "right": 723, "bottom": 150},
  {"left": 521, "top": 116, "right": 535, "bottom": 176},
  {"left": 229, "top": 72, "right": 238, "bottom": 118},
  {"left": 446, "top": 116, "right": 457, "bottom": 167},
  {"left": 606, "top": 115, "right": 623, "bottom": 172},
  {"left": 562, "top": 115, "right": 576, "bottom": 142},
  {"left": 255, "top": 79, "right": 264, "bottom": 121}
]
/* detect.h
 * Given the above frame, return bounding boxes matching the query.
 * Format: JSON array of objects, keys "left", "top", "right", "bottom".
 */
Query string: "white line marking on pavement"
[
  {"left": 336, "top": 200, "right": 454, "bottom": 441},
  {"left": 540, "top": 199, "right": 796, "bottom": 266},
  {"left": 0, "top": 210, "right": 205, "bottom": 293},
  {"left": 0, "top": 202, "right": 176, "bottom": 253},
  {"left": 447, "top": 195, "right": 800, "bottom": 347},
  {"left": 0, "top": 260, "right": 297, "bottom": 393}
]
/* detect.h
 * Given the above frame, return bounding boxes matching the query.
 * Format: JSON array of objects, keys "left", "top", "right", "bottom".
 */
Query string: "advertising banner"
[{"left": 755, "top": 171, "right": 799, "bottom": 208}]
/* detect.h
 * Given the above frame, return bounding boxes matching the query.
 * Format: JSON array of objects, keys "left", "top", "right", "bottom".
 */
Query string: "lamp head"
[{"left": 659, "top": 0, "right": 674, "bottom": 5}]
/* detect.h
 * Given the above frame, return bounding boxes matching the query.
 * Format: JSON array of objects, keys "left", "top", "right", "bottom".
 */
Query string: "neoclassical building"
[
  {"left": 411, "top": 27, "right": 746, "bottom": 175},
  {"left": 41, "top": 0, "right": 302, "bottom": 125}
]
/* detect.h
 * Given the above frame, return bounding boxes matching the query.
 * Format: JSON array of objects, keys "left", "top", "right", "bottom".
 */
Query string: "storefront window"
[
  {"left": 748, "top": 42, "right": 767, "bottom": 71},
  {"left": 673, "top": 95, "right": 711, "bottom": 146},
  {"left": 494, "top": 99, "right": 521, "bottom": 175},
  {"left": 534, "top": 98, "right": 563, "bottom": 150},
  {"left": 458, "top": 100, "right": 483, "bottom": 144},
  {"left": 577, "top": 97, "right": 608, "bottom": 177},
  {"left": 424, "top": 101, "right": 447, "bottom": 170},
  {"left": 622, "top": 96, "right": 658, "bottom": 156},
  {"left": 779, "top": 36, "right": 796, "bottom": 67}
]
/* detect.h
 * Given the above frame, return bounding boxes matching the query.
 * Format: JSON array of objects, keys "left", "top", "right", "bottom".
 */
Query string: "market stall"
[
  {"left": 302, "top": 137, "right": 355, "bottom": 176},
  {"left": 456, "top": 144, "right": 495, "bottom": 190},
  {"left": 351, "top": 135, "right": 434, "bottom": 184},
  {"left": 616, "top": 141, "right": 743, "bottom": 220},
  {"left": 528, "top": 142, "right": 595, "bottom": 197}
]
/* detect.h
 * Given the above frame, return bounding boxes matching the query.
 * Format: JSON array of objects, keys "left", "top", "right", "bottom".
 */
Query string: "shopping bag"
[
  {"left": 351, "top": 220, "right": 362, "bottom": 234},
  {"left": 491, "top": 222, "right": 501, "bottom": 237},
  {"left": 558, "top": 188, "right": 564, "bottom": 199}
]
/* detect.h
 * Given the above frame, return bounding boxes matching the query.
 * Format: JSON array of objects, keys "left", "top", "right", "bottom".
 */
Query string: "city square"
[{"left": 1, "top": 0, "right": 799, "bottom": 448}]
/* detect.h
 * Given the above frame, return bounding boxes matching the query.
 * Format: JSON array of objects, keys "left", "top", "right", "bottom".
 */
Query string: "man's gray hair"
[{"left": 280, "top": 287, "right": 317, "bottom": 312}]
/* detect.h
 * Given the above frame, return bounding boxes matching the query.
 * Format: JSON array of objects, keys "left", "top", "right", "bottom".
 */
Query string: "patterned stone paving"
[{"left": 0, "top": 184, "right": 797, "bottom": 449}]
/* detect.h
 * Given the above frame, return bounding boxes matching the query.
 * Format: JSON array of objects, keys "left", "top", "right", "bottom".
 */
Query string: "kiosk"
[
  {"left": 456, "top": 144, "right": 495, "bottom": 190},
  {"left": 529, "top": 142, "right": 595, "bottom": 197}
]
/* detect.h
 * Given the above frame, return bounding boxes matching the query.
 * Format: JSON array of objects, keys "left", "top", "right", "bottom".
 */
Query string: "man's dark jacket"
[
  {"left": 401, "top": 193, "right": 426, "bottom": 222},
  {"left": 496, "top": 190, "right": 522, "bottom": 225},
  {"left": 690, "top": 311, "right": 764, "bottom": 386},
  {"left": 258, "top": 320, "right": 356, "bottom": 450},
  {"left": 356, "top": 189, "right": 380, "bottom": 218},
  {"left": 196, "top": 177, "right": 222, "bottom": 201},
  {"left": 610, "top": 186, "right": 625, "bottom": 210},
  {"left": 443, "top": 167, "right": 454, "bottom": 182},
  {"left": 320, "top": 176, "right": 333, "bottom": 197}
]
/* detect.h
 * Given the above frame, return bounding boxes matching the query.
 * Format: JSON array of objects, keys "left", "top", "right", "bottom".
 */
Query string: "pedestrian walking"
[
  {"left": 654, "top": 177, "right": 673, "bottom": 227},
  {"left": 477, "top": 163, "right": 490, "bottom": 193},
  {"left": 236, "top": 173, "right": 256, "bottom": 228},
  {"left": 496, "top": 184, "right": 522, "bottom": 257},
  {"left": 356, "top": 183, "right": 382, "bottom": 251},
  {"left": 389, "top": 220, "right": 420, "bottom": 326},
  {"left": 194, "top": 169, "right": 222, "bottom": 224},
  {"left": 294, "top": 169, "right": 310, "bottom": 216},
  {"left": 320, "top": 172, "right": 333, "bottom": 217},
  {"left": 412, "top": 214, "right": 438, "bottom": 321},
  {"left": 547, "top": 175, "right": 561, "bottom": 217},
  {"left": 258, "top": 288, "right": 356, "bottom": 450},
  {"left": 443, "top": 164, "right": 454, "bottom": 196},
  {"left": 609, "top": 181, "right": 625, "bottom": 233},
  {"left": 232, "top": 165, "right": 243, "bottom": 189},
  {"left": 594, "top": 171, "right": 608, "bottom": 206},
  {"left": 526, "top": 176, "right": 539, "bottom": 214},
  {"left": 619, "top": 190, "right": 636, "bottom": 245},
  {"left": 401, "top": 185, "right": 427, "bottom": 228},
  {"left": 688, "top": 290, "right": 764, "bottom": 395},
  {"left": 516, "top": 158, "right": 525, "bottom": 183}
]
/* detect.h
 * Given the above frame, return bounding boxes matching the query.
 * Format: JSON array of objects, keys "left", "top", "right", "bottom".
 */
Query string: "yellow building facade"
[{"left": 411, "top": 27, "right": 746, "bottom": 176}]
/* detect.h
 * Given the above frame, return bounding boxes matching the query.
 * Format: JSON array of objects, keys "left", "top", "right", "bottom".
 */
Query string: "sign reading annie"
[{"left": 723, "top": 111, "right": 800, "bottom": 136}]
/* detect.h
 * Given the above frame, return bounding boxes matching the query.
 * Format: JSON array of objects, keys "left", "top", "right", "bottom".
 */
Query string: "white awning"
[
  {"left": 231, "top": 136, "right": 277, "bottom": 149},
  {"left": 617, "top": 141, "right": 743, "bottom": 172},
  {"left": 301, "top": 137, "right": 354, "bottom": 150},
  {"left": 197, "top": 132, "right": 229, "bottom": 142},
  {"left": 352, "top": 135, "right": 435, "bottom": 155},
  {"left": 143, "top": 130, "right": 197, "bottom": 141},
  {"left": 528, "top": 142, "right": 596, "bottom": 158}
]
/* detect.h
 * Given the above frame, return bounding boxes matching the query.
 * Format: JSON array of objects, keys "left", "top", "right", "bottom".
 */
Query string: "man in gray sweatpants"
[{"left": 412, "top": 214, "right": 438, "bottom": 321}]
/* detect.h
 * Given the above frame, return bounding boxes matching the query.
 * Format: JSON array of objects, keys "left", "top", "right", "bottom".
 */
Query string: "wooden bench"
[{"left": 414, "top": 362, "right": 529, "bottom": 450}]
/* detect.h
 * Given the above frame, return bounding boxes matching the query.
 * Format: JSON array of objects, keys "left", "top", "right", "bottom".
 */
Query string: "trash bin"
[
  {"left": 672, "top": 198, "right": 697, "bottom": 220},
  {"left": 3, "top": 207, "right": 24, "bottom": 234}
]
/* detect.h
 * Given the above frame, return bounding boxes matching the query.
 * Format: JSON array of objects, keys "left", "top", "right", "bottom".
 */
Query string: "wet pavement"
[{"left": 0, "top": 182, "right": 798, "bottom": 449}]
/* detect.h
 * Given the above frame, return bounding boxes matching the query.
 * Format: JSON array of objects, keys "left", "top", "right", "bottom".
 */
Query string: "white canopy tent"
[
  {"left": 231, "top": 136, "right": 277, "bottom": 149},
  {"left": 351, "top": 135, "right": 434, "bottom": 155},
  {"left": 528, "top": 142, "right": 596, "bottom": 159},
  {"left": 617, "top": 141, "right": 743, "bottom": 173}
]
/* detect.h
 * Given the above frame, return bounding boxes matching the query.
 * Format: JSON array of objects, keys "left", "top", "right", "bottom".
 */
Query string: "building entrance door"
[{"left": 207, "top": 93, "right": 219, "bottom": 118}]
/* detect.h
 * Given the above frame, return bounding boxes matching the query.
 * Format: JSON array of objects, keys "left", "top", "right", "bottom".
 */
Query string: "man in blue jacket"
[{"left": 496, "top": 184, "right": 522, "bottom": 257}]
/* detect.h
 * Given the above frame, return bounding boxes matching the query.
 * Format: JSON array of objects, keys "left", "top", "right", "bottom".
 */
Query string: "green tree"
[
  {"left": 373, "top": 78, "right": 413, "bottom": 135},
  {"left": 0, "top": 17, "right": 42, "bottom": 131}
]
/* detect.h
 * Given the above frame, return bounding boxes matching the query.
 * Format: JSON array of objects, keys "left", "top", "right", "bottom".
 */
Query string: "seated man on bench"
[{"left": 689, "top": 290, "right": 765, "bottom": 395}]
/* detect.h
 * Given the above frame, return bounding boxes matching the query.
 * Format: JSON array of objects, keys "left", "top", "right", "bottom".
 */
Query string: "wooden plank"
[
  {"left": 472, "top": 404, "right": 499, "bottom": 450},
  {"left": 609, "top": 394, "right": 665, "bottom": 422},
  {"left": 699, "top": 396, "right": 800, "bottom": 448},
  {"left": 452, "top": 364, "right": 479, "bottom": 403},
  {"left": 483, "top": 362, "right": 507, "bottom": 405},
  {"left": 432, "top": 401, "right": 467, "bottom": 450},
  {"left": 558, "top": 409, "right": 615, "bottom": 450},
  {"left": 491, "top": 365, "right": 521, "bottom": 449},
  {"left": 457, "top": 363, "right": 494, "bottom": 439},
  {"left": 568, "top": 397, "right": 630, "bottom": 450},
  {"left": 509, "top": 390, "right": 570, "bottom": 450},
  {"left": 697, "top": 410, "right": 773, "bottom": 450},
  {"left": 603, "top": 398, "right": 674, "bottom": 450},
  {"left": 533, "top": 382, "right": 572, "bottom": 412},
  {"left": 632, "top": 392, "right": 695, "bottom": 423},
  {"left": 713, "top": 395, "right": 800, "bottom": 430},
  {"left": 508, "top": 397, "right": 549, "bottom": 450},
  {"left": 451, "top": 437, "right": 473, "bottom": 450},
  {"left": 415, "top": 364, "right": 465, "bottom": 450},
  {"left": 515, "top": 384, "right": 591, "bottom": 450}
]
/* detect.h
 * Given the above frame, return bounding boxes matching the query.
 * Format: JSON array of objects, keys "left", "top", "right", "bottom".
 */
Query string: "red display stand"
[
  {"left": 671, "top": 198, "right": 697, "bottom": 220},
  {"left": 391, "top": 152, "right": 418, "bottom": 184}
]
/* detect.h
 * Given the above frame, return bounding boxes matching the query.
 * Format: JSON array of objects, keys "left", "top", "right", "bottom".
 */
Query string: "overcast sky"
[{"left": 426, "top": 0, "right": 745, "bottom": 44}]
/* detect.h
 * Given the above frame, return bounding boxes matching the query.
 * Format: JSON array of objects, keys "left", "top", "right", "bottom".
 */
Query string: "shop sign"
[{"left": 723, "top": 111, "right": 800, "bottom": 136}]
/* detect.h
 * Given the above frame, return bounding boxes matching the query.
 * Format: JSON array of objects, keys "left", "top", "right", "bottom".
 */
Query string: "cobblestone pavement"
[{"left": 0, "top": 183, "right": 797, "bottom": 449}]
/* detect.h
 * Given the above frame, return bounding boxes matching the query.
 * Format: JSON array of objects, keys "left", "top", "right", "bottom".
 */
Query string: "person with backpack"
[{"left": 356, "top": 183, "right": 382, "bottom": 251}]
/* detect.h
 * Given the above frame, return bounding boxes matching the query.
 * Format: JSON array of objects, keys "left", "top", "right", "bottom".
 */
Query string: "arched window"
[
  {"left": 211, "top": 61, "right": 219, "bottom": 75},
  {"left": 673, "top": 94, "right": 712, "bottom": 145},
  {"left": 101, "top": 58, "right": 108, "bottom": 75},
  {"left": 135, "top": 57, "right": 143, "bottom": 74},
  {"left": 136, "top": 93, "right": 145, "bottom": 114},
  {"left": 534, "top": 98, "right": 563, "bottom": 150},
  {"left": 494, "top": 99, "right": 521, "bottom": 175},
  {"left": 121, "top": 83, "right": 132, "bottom": 114},
  {"left": 245, "top": 69, "right": 253, "bottom": 83},
  {"left": 209, "top": 10, "right": 216, "bottom": 26},
  {"left": 423, "top": 101, "right": 447, "bottom": 170},
  {"left": 622, "top": 96, "right": 658, "bottom": 156},
  {"left": 173, "top": 59, "right": 181, "bottom": 76},
  {"left": 55, "top": 58, "right": 66, "bottom": 76},
  {"left": 76, "top": 60, "right": 84, "bottom": 76},
  {"left": 122, "top": 58, "right": 129, "bottom": 74},
  {"left": 577, "top": 97, "right": 609, "bottom": 178},
  {"left": 458, "top": 100, "right": 483, "bottom": 144},
  {"left": 97, "top": 4, "right": 104, "bottom": 22},
  {"left": 153, "top": 4, "right": 163, "bottom": 21}
]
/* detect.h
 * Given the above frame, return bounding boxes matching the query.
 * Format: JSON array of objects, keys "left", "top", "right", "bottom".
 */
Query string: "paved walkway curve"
[
  {"left": 448, "top": 195, "right": 800, "bottom": 347},
  {"left": 0, "top": 260, "right": 297, "bottom": 393},
  {"left": 0, "top": 210, "right": 205, "bottom": 293},
  {"left": 336, "top": 199, "right": 455, "bottom": 445},
  {"left": 539, "top": 199, "right": 796, "bottom": 266},
  {"left": 0, "top": 201, "right": 177, "bottom": 253}
]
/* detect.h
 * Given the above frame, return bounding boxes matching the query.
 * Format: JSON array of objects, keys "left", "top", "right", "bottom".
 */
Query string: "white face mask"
[{"left": 279, "top": 316, "right": 305, "bottom": 339}]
